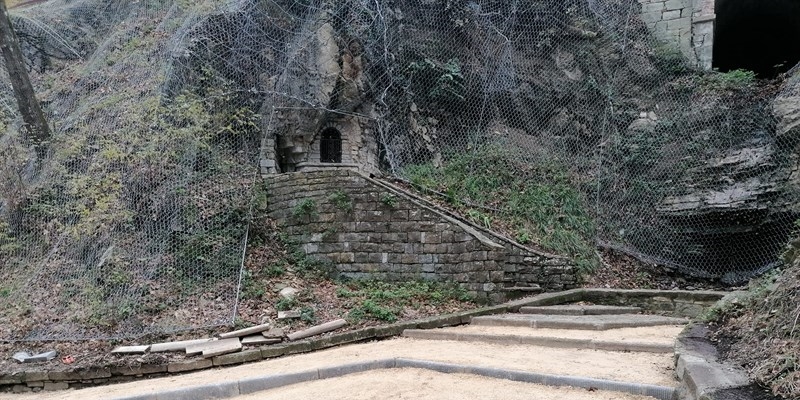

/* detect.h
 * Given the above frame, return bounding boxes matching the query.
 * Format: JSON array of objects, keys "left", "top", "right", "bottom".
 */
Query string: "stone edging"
[
  {"left": 2, "top": 288, "right": 727, "bottom": 393},
  {"left": 674, "top": 323, "right": 750, "bottom": 400},
  {"left": 112, "top": 358, "right": 678, "bottom": 400},
  {"left": 401, "top": 329, "right": 674, "bottom": 353}
]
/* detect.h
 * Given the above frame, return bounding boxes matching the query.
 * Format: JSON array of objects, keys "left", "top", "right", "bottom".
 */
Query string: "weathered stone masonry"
[
  {"left": 638, "top": 0, "right": 715, "bottom": 70},
  {"left": 266, "top": 169, "right": 579, "bottom": 303}
]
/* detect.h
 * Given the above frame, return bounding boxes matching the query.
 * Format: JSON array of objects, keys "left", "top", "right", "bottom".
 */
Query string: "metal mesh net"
[{"left": 0, "top": 0, "right": 797, "bottom": 340}]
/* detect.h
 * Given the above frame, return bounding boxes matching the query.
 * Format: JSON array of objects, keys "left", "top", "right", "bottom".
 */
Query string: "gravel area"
[{"left": 233, "top": 368, "right": 661, "bottom": 400}]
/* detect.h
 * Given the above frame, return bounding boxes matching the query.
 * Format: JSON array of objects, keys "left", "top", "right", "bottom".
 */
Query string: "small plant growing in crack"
[
  {"left": 328, "top": 190, "right": 352, "bottom": 212},
  {"left": 292, "top": 199, "right": 318, "bottom": 220},
  {"left": 381, "top": 193, "right": 398, "bottom": 208}
]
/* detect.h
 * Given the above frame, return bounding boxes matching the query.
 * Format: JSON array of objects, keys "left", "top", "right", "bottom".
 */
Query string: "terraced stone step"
[
  {"left": 518, "top": 305, "right": 642, "bottom": 316},
  {"left": 401, "top": 329, "right": 673, "bottom": 353},
  {"left": 471, "top": 314, "right": 687, "bottom": 330}
]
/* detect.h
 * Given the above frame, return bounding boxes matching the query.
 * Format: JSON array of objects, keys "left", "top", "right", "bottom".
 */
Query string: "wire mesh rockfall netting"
[
  {"left": 362, "top": 0, "right": 799, "bottom": 282},
  {"left": 0, "top": 0, "right": 798, "bottom": 340},
  {"left": 0, "top": 0, "right": 266, "bottom": 340}
]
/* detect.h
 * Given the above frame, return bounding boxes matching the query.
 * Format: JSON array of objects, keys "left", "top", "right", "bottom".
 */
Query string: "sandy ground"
[
  {"left": 1, "top": 333, "right": 677, "bottom": 400},
  {"left": 442, "top": 325, "right": 685, "bottom": 344},
  {"left": 233, "top": 368, "right": 660, "bottom": 400}
]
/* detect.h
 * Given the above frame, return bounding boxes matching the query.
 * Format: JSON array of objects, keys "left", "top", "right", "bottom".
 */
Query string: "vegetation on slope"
[
  {"left": 238, "top": 214, "right": 476, "bottom": 329},
  {"left": 710, "top": 229, "right": 800, "bottom": 398},
  {"left": 403, "top": 145, "right": 598, "bottom": 272}
]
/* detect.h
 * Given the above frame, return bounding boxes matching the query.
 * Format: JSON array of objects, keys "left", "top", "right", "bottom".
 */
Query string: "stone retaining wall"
[
  {"left": 583, "top": 288, "right": 724, "bottom": 318},
  {"left": 265, "top": 169, "right": 579, "bottom": 302}
]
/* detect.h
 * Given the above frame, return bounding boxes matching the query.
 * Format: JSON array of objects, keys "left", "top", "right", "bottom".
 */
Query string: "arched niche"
[{"left": 320, "top": 127, "right": 342, "bottom": 163}]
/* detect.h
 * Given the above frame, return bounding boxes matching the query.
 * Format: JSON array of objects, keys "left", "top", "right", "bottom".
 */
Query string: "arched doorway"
[
  {"left": 320, "top": 128, "right": 342, "bottom": 163},
  {"left": 713, "top": 0, "right": 800, "bottom": 78}
]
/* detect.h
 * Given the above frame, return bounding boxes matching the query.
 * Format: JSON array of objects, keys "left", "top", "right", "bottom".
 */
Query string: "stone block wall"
[
  {"left": 638, "top": 0, "right": 715, "bottom": 70},
  {"left": 265, "top": 169, "right": 579, "bottom": 303}
]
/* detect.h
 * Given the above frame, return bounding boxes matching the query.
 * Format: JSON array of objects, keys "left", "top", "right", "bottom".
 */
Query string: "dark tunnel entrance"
[{"left": 714, "top": 0, "right": 800, "bottom": 78}]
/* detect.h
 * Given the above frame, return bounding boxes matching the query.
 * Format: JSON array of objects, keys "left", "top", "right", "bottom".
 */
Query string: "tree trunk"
[{"left": 0, "top": 0, "right": 50, "bottom": 147}]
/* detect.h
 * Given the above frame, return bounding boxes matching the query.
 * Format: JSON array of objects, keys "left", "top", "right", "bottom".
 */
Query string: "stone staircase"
[
  {"left": 404, "top": 304, "right": 688, "bottom": 356},
  {"left": 400, "top": 304, "right": 688, "bottom": 399}
]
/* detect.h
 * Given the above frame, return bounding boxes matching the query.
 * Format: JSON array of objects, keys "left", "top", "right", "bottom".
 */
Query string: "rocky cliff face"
[{"left": 153, "top": 0, "right": 800, "bottom": 280}]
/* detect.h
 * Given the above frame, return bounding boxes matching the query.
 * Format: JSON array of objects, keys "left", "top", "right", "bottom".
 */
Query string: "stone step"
[
  {"left": 471, "top": 314, "right": 687, "bottom": 330},
  {"left": 401, "top": 329, "right": 673, "bottom": 353},
  {"left": 519, "top": 305, "right": 642, "bottom": 316}
]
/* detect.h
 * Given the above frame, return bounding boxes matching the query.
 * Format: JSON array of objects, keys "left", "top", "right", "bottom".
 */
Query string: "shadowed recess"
[{"left": 714, "top": 0, "right": 800, "bottom": 78}]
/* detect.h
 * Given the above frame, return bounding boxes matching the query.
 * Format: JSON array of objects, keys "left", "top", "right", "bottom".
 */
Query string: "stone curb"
[
  {"left": 401, "top": 329, "right": 674, "bottom": 353},
  {"left": 238, "top": 370, "right": 319, "bottom": 395},
  {"left": 112, "top": 357, "right": 677, "bottom": 400},
  {"left": 673, "top": 323, "right": 750, "bottom": 400},
  {"left": 394, "top": 359, "right": 678, "bottom": 400}
]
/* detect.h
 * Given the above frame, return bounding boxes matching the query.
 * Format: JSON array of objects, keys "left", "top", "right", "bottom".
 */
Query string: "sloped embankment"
[{"left": 712, "top": 235, "right": 800, "bottom": 398}]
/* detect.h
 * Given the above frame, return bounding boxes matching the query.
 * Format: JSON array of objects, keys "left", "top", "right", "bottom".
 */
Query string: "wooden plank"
[
  {"left": 218, "top": 323, "right": 272, "bottom": 339},
  {"left": 201, "top": 338, "right": 242, "bottom": 358},
  {"left": 287, "top": 319, "right": 348, "bottom": 341},
  {"left": 241, "top": 336, "right": 282, "bottom": 346},
  {"left": 150, "top": 338, "right": 213, "bottom": 353},
  {"left": 111, "top": 345, "right": 151, "bottom": 354}
]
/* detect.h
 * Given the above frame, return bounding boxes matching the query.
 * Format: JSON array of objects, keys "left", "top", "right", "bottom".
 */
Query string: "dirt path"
[
  {"left": 233, "top": 368, "right": 660, "bottom": 400},
  {"left": 1, "top": 331, "right": 677, "bottom": 400}
]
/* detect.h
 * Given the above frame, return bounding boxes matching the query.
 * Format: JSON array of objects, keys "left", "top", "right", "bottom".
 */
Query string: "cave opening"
[{"left": 714, "top": 0, "right": 800, "bottom": 78}]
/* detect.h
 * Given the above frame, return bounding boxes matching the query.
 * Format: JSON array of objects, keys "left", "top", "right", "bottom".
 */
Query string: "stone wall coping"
[{"left": 1, "top": 288, "right": 728, "bottom": 393}]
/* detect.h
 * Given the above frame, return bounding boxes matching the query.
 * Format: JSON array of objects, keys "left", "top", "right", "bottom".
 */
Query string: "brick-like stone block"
[
  {"left": 213, "top": 349, "right": 263, "bottom": 366},
  {"left": 167, "top": 359, "right": 213, "bottom": 373},
  {"left": 48, "top": 371, "right": 80, "bottom": 381},
  {"left": 667, "top": 16, "right": 691, "bottom": 30},
  {"left": 0, "top": 373, "right": 24, "bottom": 385},
  {"left": 23, "top": 371, "right": 48, "bottom": 382},
  {"left": 664, "top": 0, "right": 688, "bottom": 10},
  {"left": 43, "top": 382, "right": 69, "bottom": 391},
  {"left": 111, "top": 364, "right": 167, "bottom": 376},
  {"left": 12, "top": 385, "right": 31, "bottom": 393},
  {"left": 661, "top": 9, "right": 681, "bottom": 19}
]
